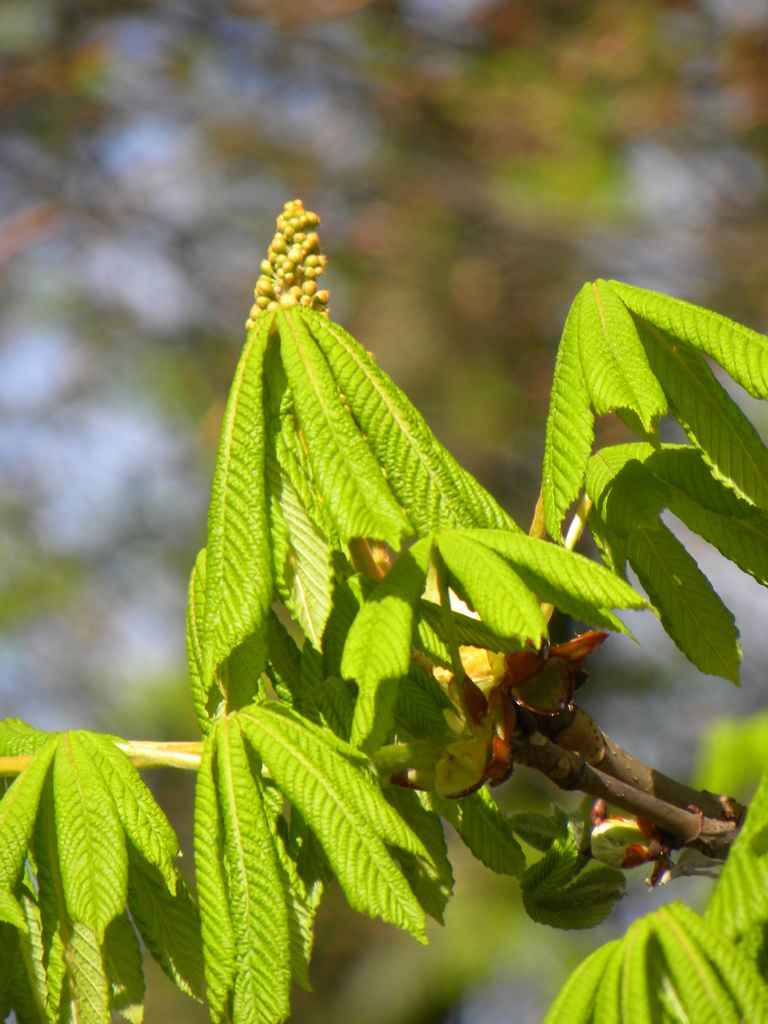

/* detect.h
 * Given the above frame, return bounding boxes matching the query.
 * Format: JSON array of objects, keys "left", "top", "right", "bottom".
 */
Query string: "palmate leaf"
[
  {"left": 586, "top": 452, "right": 741, "bottom": 682},
  {"left": 276, "top": 308, "right": 412, "bottom": 549},
  {"left": 238, "top": 702, "right": 429, "bottom": 941},
  {"left": 186, "top": 547, "right": 213, "bottom": 734},
  {"left": 203, "top": 312, "right": 275, "bottom": 693},
  {"left": 636, "top": 317, "right": 768, "bottom": 512},
  {"left": 610, "top": 279, "right": 768, "bottom": 401},
  {"left": 341, "top": 538, "right": 433, "bottom": 752},
  {"left": 545, "top": 902, "right": 768, "bottom": 1024},
  {"left": 67, "top": 922, "right": 111, "bottom": 1024},
  {"left": 302, "top": 308, "right": 518, "bottom": 534},
  {"left": 543, "top": 286, "right": 595, "bottom": 540},
  {"left": 384, "top": 788, "right": 453, "bottom": 924},
  {"left": 577, "top": 279, "right": 666, "bottom": 431}
]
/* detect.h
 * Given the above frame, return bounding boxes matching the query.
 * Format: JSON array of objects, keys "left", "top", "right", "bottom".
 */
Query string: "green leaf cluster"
[
  {"left": 0, "top": 726, "right": 202, "bottom": 1023},
  {"left": 543, "top": 279, "right": 768, "bottom": 681}
]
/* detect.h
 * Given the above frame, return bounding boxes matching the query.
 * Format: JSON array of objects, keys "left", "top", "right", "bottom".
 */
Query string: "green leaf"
[
  {"left": 265, "top": 611, "right": 303, "bottom": 708},
  {"left": 706, "top": 767, "right": 768, "bottom": 943},
  {"left": 384, "top": 788, "right": 453, "bottom": 924},
  {"left": 239, "top": 703, "right": 428, "bottom": 941},
  {"left": 73, "top": 733, "right": 178, "bottom": 893},
  {"left": 542, "top": 939, "right": 619, "bottom": 1024},
  {"left": 578, "top": 279, "right": 666, "bottom": 431},
  {"left": 194, "top": 733, "right": 235, "bottom": 1020},
  {"left": 67, "top": 922, "right": 111, "bottom": 1024},
  {"left": 393, "top": 660, "right": 453, "bottom": 742},
  {"left": 0, "top": 922, "right": 16, "bottom": 1018},
  {"left": 0, "top": 737, "right": 57, "bottom": 901},
  {"left": 15, "top": 882, "right": 47, "bottom": 1021},
  {"left": 609, "top": 280, "right": 768, "bottom": 401},
  {"left": 266, "top": 446, "right": 334, "bottom": 650},
  {"left": 304, "top": 309, "right": 518, "bottom": 533},
  {"left": 341, "top": 539, "right": 432, "bottom": 752},
  {"left": 508, "top": 805, "right": 570, "bottom": 853},
  {"left": 587, "top": 454, "right": 741, "bottom": 682},
  {"left": 435, "top": 534, "right": 547, "bottom": 646},
  {"left": 53, "top": 733, "right": 127, "bottom": 941},
  {"left": 636, "top": 317, "right": 768, "bottom": 512},
  {"left": 520, "top": 815, "right": 624, "bottom": 929},
  {"left": 651, "top": 906, "right": 738, "bottom": 1024},
  {"left": 266, "top": 808, "right": 325, "bottom": 992},
  {"left": 543, "top": 286, "right": 595, "bottom": 540},
  {"left": 185, "top": 547, "right": 213, "bottom": 734},
  {"left": 103, "top": 913, "right": 145, "bottom": 1024},
  {"left": 429, "top": 787, "right": 525, "bottom": 877},
  {"left": 620, "top": 918, "right": 654, "bottom": 1024},
  {"left": 216, "top": 718, "right": 292, "bottom": 1024},
  {"left": 203, "top": 313, "right": 275, "bottom": 694},
  {"left": 32, "top": 781, "right": 69, "bottom": 1019},
  {"left": 276, "top": 308, "right": 412, "bottom": 548},
  {"left": 0, "top": 720, "right": 53, "bottom": 758},
  {"left": 127, "top": 846, "right": 203, "bottom": 1001},
  {"left": 592, "top": 942, "right": 623, "bottom": 1022},
  {"left": 463, "top": 528, "right": 647, "bottom": 630}
]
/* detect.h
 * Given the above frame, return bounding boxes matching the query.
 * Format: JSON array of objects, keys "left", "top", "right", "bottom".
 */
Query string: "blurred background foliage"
[{"left": 1, "top": 0, "right": 768, "bottom": 1020}]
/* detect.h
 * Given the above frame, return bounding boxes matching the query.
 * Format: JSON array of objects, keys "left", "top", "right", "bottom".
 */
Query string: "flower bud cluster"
[{"left": 245, "top": 199, "right": 330, "bottom": 329}]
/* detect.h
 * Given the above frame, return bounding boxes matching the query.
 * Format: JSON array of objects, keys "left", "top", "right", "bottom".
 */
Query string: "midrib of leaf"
[{"left": 628, "top": 524, "right": 737, "bottom": 683}]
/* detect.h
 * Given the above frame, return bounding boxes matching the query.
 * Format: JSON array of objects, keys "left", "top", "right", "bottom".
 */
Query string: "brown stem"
[
  {"left": 545, "top": 704, "right": 746, "bottom": 825},
  {"left": 510, "top": 720, "right": 742, "bottom": 860}
]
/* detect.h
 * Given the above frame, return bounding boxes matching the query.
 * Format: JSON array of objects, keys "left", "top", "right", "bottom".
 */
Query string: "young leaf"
[
  {"left": 194, "top": 733, "right": 236, "bottom": 1021},
  {"left": 587, "top": 454, "right": 741, "bottom": 682},
  {"left": 203, "top": 312, "right": 275, "bottom": 693},
  {"left": 706, "top": 766, "right": 768, "bottom": 943},
  {"left": 67, "top": 922, "right": 111, "bottom": 1024},
  {"left": 461, "top": 528, "right": 647, "bottom": 630},
  {"left": 52, "top": 733, "right": 128, "bottom": 942},
  {"left": 384, "top": 788, "right": 454, "bottom": 924},
  {"left": 186, "top": 547, "right": 213, "bottom": 734},
  {"left": 73, "top": 733, "right": 179, "bottom": 893},
  {"left": 276, "top": 308, "right": 412, "bottom": 548},
  {"left": 303, "top": 309, "right": 518, "bottom": 533},
  {"left": 127, "top": 846, "right": 203, "bottom": 1000},
  {"left": 238, "top": 702, "right": 428, "bottom": 941},
  {"left": 613, "top": 443, "right": 768, "bottom": 588},
  {"left": 103, "top": 912, "right": 145, "bottom": 1024},
  {"left": 578, "top": 279, "right": 666, "bottom": 431},
  {"left": 0, "top": 720, "right": 53, "bottom": 758},
  {"left": 215, "top": 718, "right": 292, "bottom": 1024},
  {"left": 428, "top": 787, "right": 525, "bottom": 878},
  {"left": 636, "top": 317, "right": 768, "bottom": 512},
  {"left": 266, "top": 446, "right": 334, "bottom": 650},
  {"left": 542, "top": 939, "right": 619, "bottom": 1024},
  {"left": 542, "top": 286, "right": 595, "bottom": 540},
  {"left": 0, "top": 738, "right": 57, "bottom": 906},
  {"left": 435, "top": 533, "right": 547, "bottom": 646},
  {"left": 609, "top": 280, "right": 768, "bottom": 401},
  {"left": 341, "top": 538, "right": 432, "bottom": 752}
]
